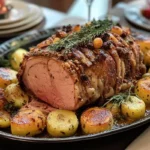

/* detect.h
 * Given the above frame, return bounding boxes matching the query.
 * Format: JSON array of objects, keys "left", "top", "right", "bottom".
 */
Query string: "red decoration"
[
  {"left": 0, "top": 0, "right": 5, "bottom": 8},
  {"left": 141, "top": 0, "right": 150, "bottom": 19},
  {"left": 142, "top": 8, "right": 150, "bottom": 19}
]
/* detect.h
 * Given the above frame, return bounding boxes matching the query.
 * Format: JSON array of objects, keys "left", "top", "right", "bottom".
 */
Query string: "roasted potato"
[
  {"left": 0, "top": 68, "right": 17, "bottom": 89},
  {"left": 0, "top": 88, "right": 7, "bottom": 110},
  {"left": 0, "top": 99, "right": 5, "bottom": 110},
  {"left": 0, "top": 110, "right": 10, "bottom": 128},
  {"left": 10, "top": 48, "right": 28, "bottom": 71},
  {"left": 142, "top": 73, "right": 150, "bottom": 78},
  {"left": 143, "top": 50, "right": 150, "bottom": 66},
  {"left": 80, "top": 107, "right": 113, "bottom": 134},
  {"left": 137, "top": 40, "right": 150, "bottom": 54},
  {"left": 47, "top": 110, "right": 79, "bottom": 137},
  {"left": 105, "top": 102, "right": 121, "bottom": 118},
  {"left": 137, "top": 40, "right": 150, "bottom": 66},
  {"left": 121, "top": 96, "right": 145, "bottom": 120},
  {"left": 4, "top": 83, "right": 29, "bottom": 108},
  {"left": 11, "top": 109, "right": 46, "bottom": 136},
  {"left": 135, "top": 77, "right": 150, "bottom": 104}
]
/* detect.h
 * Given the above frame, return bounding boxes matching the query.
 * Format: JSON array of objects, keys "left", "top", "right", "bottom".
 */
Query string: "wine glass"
[
  {"left": 86, "top": 0, "right": 94, "bottom": 22},
  {"left": 85, "top": 0, "right": 117, "bottom": 22}
]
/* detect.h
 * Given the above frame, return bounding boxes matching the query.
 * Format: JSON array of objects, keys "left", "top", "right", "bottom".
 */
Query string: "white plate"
[
  {"left": 124, "top": 0, "right": 150, "bottom": 31},
  {"left": 0, "top": 0, "right": 32, "bottom": 24},
  {"left": 0, "top": 4, "right": 42, "bottom": 29},
  {"left": 0, "top": 14, "right": 44, "bottom": 35}
]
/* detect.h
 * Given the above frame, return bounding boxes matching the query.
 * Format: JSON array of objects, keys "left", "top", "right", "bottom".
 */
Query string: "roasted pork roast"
[{"left": 18, "top": 20, "right": 146, "bottom": 110}]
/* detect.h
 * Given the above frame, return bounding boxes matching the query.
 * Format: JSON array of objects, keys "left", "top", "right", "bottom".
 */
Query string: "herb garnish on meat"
[{"left": 49, "top": 19, "right": 114, "bottom": 51}]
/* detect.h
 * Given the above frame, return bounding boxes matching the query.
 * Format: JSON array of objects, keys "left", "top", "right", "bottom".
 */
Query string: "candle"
[
  {"left": 0, "top": 0, "right": 5, "bottom": 8},
  {"left": 0, "top": 0, "right": 8, "bottom": 18}
]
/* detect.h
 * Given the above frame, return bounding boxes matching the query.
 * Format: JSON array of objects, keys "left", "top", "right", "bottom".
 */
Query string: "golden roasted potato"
[
  {"left": 47, "top": 110, "right": 79, "bottom": 137},
  {"left": 11, "top": 109, "right": 46, "bottom": 136},
  {"left": 135, "top": 77, "right": 150, "bottom": 104},
  {"left": 0, "top": 88, "right": 7, "bottom": 110},
  {"left": 10, "top": 48, "right": 28, "bottom": 71},
  {"left": 0, "top": 110, "right": 10, "bottom": 128},
  {"left": 142, "top": 73, "right": 150, "bottom": 78},
  {"left": 105, "top": 102, "right": 121, "bottom": 118},
  {"left": 0, "top": 68, "right": 17, "bottom": 89},
  {"left": 4, "top": 83, "right": 29, "bottom": 108},
  {"left": 143, "top": 50, "right": 150, "bottom": 66},
  {"left": 121, "top": 96, "right": 145, "bottom": 120},
  {"left": 80, "top": 107, "right": 113, "bottom": 134},
  {"left": 137, "top": 40, "right": 150, "bottom": 66},
  {"left": 137, "top": 40, "right": 150, "bottom": 53},
  {"left": 0, "top": 100, "right": 5, "bottom": 110}
]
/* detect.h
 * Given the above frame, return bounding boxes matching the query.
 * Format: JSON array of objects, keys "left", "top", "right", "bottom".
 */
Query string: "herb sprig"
[
  {"left": 103, "top": 85, "right": 135, "bottom": 107},
  {"left": 49, "top": 19, "right": 114, "bottom": 52}
]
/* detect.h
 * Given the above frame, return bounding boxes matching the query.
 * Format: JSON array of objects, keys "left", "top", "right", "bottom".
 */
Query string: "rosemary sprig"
[
  {"left": 49, "top": 19, "right": 114, "bottom": 52},
  {"left": 103, "top": 85, "right": 135, "bottom": 107}
]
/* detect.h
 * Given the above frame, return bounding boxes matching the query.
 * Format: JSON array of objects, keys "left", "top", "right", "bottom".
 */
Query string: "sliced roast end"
[{"left": 22, "top": 56, "right": 77, "bottom": 110}]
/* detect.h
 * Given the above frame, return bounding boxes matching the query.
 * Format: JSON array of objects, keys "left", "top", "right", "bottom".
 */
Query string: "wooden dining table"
[{"left": 0, "top": 1, "right": 150, "bottom": 150}]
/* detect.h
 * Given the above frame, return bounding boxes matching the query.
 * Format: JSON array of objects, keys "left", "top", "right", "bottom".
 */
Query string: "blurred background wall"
[{"left": 25, "top": 0, "right": 131, "bottom": 12}]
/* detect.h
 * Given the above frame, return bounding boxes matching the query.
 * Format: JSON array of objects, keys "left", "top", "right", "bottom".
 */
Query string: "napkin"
[{"left": 126, "top": 126, "right": 150, "bottom": 150}]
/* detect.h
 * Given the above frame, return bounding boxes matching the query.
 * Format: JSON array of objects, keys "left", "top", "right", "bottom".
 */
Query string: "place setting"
[{"left": 0, "top": 0, "right": 44, "bottom": 37}]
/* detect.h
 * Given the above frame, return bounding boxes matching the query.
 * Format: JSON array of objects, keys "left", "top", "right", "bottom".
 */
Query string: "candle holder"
[{"left": 0, "top": 4, "right": 13, "bottom": 19}]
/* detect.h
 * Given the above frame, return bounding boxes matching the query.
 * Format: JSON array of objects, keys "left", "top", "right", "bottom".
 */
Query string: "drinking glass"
[
  {"left": 68, "top": 0, "right": 114, "bottom": 22},
  {"left": 85, "top": 0, "right": 120, "bottom": 23},
  {"left": 86, "top": 0, "right": 94, "bottom": 22}
]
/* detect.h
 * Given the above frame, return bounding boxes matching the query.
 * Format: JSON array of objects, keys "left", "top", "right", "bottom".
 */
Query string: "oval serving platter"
[{"left": 0, "top": 27, "right": 150, "bottom": 143}]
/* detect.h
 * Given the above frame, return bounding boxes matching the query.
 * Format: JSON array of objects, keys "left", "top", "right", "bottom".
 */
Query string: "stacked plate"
[{"left": 0, "top": 0, "right": 44, "bottom": 37}]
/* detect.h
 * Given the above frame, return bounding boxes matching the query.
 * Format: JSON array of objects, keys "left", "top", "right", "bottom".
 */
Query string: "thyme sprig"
[
  {"left": 49, "top": 19, "right": 114, "bottom": 52},
  {"left": 4, "top": 103, "right": 18, "bottom": 117},
  {"left": 103, "top": 85, "right": 135, "bottom": 107}
]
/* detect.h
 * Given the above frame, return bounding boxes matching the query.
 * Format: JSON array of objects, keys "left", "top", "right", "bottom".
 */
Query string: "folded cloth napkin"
[{"left": 126, "top": 126, "right": 150, "bottom": 150}]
